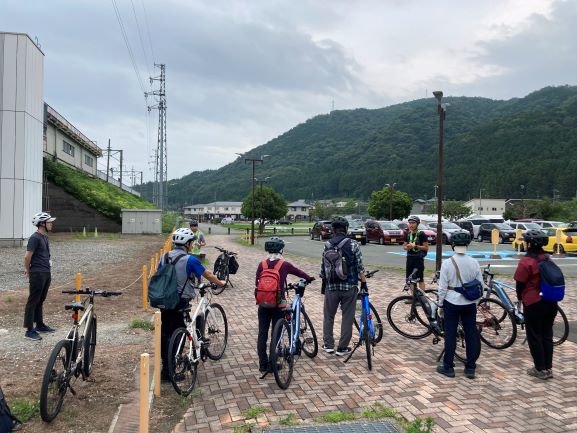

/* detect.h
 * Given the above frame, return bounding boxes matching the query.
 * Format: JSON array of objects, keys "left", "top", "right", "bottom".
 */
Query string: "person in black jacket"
[{"left": 403, "top": 215, "right": 429, "bottom": 290}]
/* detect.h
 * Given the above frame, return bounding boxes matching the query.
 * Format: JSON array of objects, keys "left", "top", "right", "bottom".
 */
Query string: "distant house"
[
  {"left": 464, "top": 198, "right": 506, "bottom": 216},
  {"left": 287, "top": 200, "right": 312, "bottom": 221},
  {"left": 183, "top": 201, "right": 243, "bottom": 222}
]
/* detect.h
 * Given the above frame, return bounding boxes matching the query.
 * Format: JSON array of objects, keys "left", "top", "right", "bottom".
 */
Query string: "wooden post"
[
  {"left": 142, "top": 265, "right": 148, "bottom": 311},
  {"left": 139, "top": 353, "right": 149, "bottom": 433},
  {"left": 150, "top": 257, "right": 155, "bottom": 277},
  {"left": 154, "top": 312, "right": 161, "bottom": 397},
  {"left": 75, "top": 273, "right": 82, "bottom": 303}
]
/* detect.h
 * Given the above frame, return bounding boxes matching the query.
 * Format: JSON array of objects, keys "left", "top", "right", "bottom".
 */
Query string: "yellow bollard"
[
  {"left": 139, "top": 353, "right": 149, "bottom": 433},
  {"left": 555, "top": 228, "right": 563, "bottom": 255},
  {"left": 514, "top": 229, "right": 523, "bottom": 254},
  {"left": 490, "top": 228, "right": 501, "bottom": 259},
  {"left": 75, "top": 273, "right": 82, "bottom": 303},
  {"left": 154, "top": 312, "right": 161, "bottom": 397},
  {"left": 142, "top": 265, "right": 148, "bottom": 311},
  {"left": 150, "top": 257, "right": 155, "bottom": 277},
  {"left": 155, "top": 253, "right": 159, "bottom": 269}
]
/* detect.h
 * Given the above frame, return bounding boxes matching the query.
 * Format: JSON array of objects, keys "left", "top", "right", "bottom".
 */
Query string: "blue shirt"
[{"left": 159, "top": 247, "right": 205, "bottom": 299}]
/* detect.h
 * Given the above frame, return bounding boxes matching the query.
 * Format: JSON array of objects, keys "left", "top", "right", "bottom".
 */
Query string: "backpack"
[
  {"left": 322, "top": 238, "right": 350, "bottom": 283},
  {"left": 0, "top": 385, "right": 21, "bottom": 433},
  {"left": 255, "top": 259, "right": 285, "bottom": 308},
  {"left": 539, "top": 257, "right": 565, "bottom": 302},
  {"left": 148, "top": 253, "right": 187, "bottom": 309}
]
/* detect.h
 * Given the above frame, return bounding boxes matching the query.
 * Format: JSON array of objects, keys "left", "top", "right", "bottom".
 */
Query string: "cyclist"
[
  {"left": 189, "top": 220, "right": 206, "bottom": 257},
  {"left": 403, "top": 215, "right": 429, "bottom": 290},
  {"left": 159, "top": 228, "right": 226, "bottom": 381},
  {"left": 514, "top": 229, "right": 558, "bottom": 380},
  {"left": 23, "top": 212, "right": 57, "bottom": 341},
  {"left": 321, "top": 216, "right": 366, "bottom": 357},
  {"left": 436, "top": 232, "right": 482, "bottom": 379},
  {"left": 255, "top": 237, "right": 314, "bottom": 373}
]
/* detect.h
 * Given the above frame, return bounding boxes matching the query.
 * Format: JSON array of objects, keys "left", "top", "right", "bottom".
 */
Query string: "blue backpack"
[{"left": 539, "top": 257, "right": 565, "bottom": 302}]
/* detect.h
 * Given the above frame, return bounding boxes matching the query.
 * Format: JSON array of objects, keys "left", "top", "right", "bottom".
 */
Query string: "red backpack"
[{"left": 255, "top": 259, "right": 285, "bottom": 308}]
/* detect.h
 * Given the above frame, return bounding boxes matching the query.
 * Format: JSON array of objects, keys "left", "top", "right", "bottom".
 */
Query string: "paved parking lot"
[{"left": 168, "top": 234, "right": 576, "bottom": 433}]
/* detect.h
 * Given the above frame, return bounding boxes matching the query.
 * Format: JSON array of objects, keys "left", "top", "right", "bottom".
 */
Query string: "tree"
[
  {"left": 428, "top": 201, "right": 472, "bottom": 220},
  {"left": 241, "top": 186, "right": 288, "bottom": 233},
  {"left": 367, "top": 186, "right": 412, "bottom": 220},
  {"left": 310, "top": 201, "right": 337, "bottom": 220}
]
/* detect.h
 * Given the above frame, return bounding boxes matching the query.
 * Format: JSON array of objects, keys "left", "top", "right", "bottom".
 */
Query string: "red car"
[
  {"left": 310, "top": 220, "right": 333, "bottom": 240},
  {"left": 397, "top": 222, "right": 437, "bottom": 245},
  {"left": 365, "top": 220, "right": 404, "bottom": 245}
]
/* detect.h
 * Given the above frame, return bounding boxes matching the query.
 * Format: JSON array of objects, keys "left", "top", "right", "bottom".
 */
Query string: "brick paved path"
[{"left": 169, "top": 234, "right": 577, "bottom": 433}]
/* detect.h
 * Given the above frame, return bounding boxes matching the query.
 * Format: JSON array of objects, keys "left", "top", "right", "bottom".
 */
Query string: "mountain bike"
[
  {"left": 39, "top": 288, "right": 122, "bottom": 422},
  {"left": 483, "top": 264, "right": 569, "bottom": 346},
  {"left": 344, "top": 270, "right": 381, "bottom": 370},
  {"left": 268, "top": 279, "right": 317, "bottom": 389},
  {"left": 167, "top": 283, "right": 229, "bottom": 396},
  {"left": 212, "top": 246, "right": 239, "bottom": 294}
]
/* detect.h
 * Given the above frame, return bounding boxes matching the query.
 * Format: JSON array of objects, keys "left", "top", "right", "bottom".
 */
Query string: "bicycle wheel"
[
  {"left": 386, "top": 296, "right": 433, "bottom": 339},
  {"left": 40, "top": 340, "right": 72, "bottom": 422},
  {"left": 553, "top": 306, "right": 569, "bottom": 346},
  {"left": 83, "top": 315, "right": 97, "bottom": 377},
  {"left": 477, "top": 298, "right": 517, "bottom": 349},
  {"left": 167, "top": 328, "right": 198, "bottom": 396},
  {"left": 270, "top": 319, "right": 294, "bottom": 389},
  {"left": 205, "top": 303, "right": 229, "bottom": 360},
  {"left": 362, "top": 311, "right": 372, "bottom": 371},
  {"left": 299, "top": 308, "right": 318, "bottom": 358},
  {"left": 354, "top": 302, "right": 383, "bottom": 344}
]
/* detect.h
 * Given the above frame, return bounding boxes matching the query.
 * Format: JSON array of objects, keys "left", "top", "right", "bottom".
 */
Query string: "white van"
[{"left": 221, "top": 217, "right": 234, "bottom": 224}]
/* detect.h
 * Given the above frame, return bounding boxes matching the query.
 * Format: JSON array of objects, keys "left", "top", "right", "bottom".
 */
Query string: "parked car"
[
  {"left": 542, "top": 227, "right": 577, "bottom": 254},
  {"left": 466, "top": 218, "right": 489, "bottom": 238},
  {"left": 568, "top": 221, "right": 577, "bottom": 228},
  {"left": 477, "top": 223, "right": 516, "bottom": 243},
  {"left": 509, "top": 222, "right": 545, "bottom": 251},
  {"left": 365, "top": 220, "right": 404, "bottom": 245},
  {"left": 533, "top": 220, "right": 567, "bottom": 229},
  {"left": 397, "top": 222, "right": 437, "bottom": 245},
  {"left": 454, "top": 220, "right": 474, "bottom": 239},
  {"left": 347, "top": 220, "right": 367, "bottom": 245},
  {"left": 426, "top": 222, "right": 470, "bottom": 244},
  {"left": 221, "top": 217, "right": 234, "bottom": 224},
  {"left": 310, "top": 220, "right": 333, "bottom": 241}
]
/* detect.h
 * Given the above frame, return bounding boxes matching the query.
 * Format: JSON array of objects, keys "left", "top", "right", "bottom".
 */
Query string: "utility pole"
[
  {"left": 433, "top": 91, "right": 446, "bottom": 273},
  {"left": 244, "top": 155, "right": 270, "bottom": 245},
  {"left": 102, "top": 142, "right": 123, "bottom": 188},
  {"left": 147, "top": 64, "right": 167, "bottom": 209}
]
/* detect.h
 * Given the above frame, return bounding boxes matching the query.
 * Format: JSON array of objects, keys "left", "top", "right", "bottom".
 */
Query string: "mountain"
[{"left": 138, "top": 85, "right": 577, "bottom": 208}]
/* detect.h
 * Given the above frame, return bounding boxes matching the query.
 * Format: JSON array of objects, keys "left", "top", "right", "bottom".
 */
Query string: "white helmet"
[
  {"left": 32, "top": 212, "right": 56, "bottom": 226},
  {"left": 172, "top": 228, "right": 197, "bottom": 246}
]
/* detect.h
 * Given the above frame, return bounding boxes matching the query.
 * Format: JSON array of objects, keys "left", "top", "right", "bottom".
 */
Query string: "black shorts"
[{"left": 406, "top": 254, "right": 425, "bottom": 282}]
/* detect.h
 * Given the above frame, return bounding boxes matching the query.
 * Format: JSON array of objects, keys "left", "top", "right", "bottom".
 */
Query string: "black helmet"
[
  {"left": 451, "top": 232, "right": 471, "bottom": 247},
  {"left": 189, "top": 220, "right": 199, "bottom": 227},
  {"left": 265, "top": 237, "right": 285, "bottom": 253},
  {"left": 331, "top": 216, "right": 349, "bottom": 231},
  {"left": 522, "top": 229, "right": 548, "bottom": 247},
  {"left": 407, "top": 215, "right": 420, "bottom": 224}
]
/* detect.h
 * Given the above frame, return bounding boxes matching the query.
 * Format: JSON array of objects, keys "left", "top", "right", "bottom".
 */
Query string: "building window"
[
  {"left": 63, "top": 141, "right": 75, "bottom": 157},
  {"left": 84, "top": 155, "right": 93, "bottom": 167}
]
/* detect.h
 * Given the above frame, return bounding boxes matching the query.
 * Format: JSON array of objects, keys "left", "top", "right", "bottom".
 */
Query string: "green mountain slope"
[{"left": 140, "top": 85, "right": 577, "bottom": 208}]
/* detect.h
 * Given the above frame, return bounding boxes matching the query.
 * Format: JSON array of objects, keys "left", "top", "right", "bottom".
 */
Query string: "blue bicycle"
[
  {"left": 344, "top": 270, "right": 380, "bottom": 370},
  {"left": 269, "top": 279, "right": 317, "bottom": 389}
]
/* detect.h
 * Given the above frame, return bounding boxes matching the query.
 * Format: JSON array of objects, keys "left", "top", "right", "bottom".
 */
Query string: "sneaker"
[
  {"left": 526, "top": 367, "right": 548, "bottom": 380},
  {"left": 335, "top": 347, "right": 352, "bottom": 356},
  {"left": 35, "top": 324, "right": 56, "bottom": 333},
  {"left": 436, "top": 365, "right": 455, "bottom": 378},
  {"left": 25, "top": 330, "right": 42, "bottom": 341},
  {"left": 464, "top": 368, "right": 476, "bottom": 379},
  {"left": 322, "top": 345, "right": 335, "bottom": 354},
  {"left": 545, "top": 369, "right": 554, "bottom": 379}
]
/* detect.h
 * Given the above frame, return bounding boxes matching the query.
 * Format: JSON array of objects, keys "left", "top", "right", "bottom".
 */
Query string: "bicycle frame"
[
  {"left": 179, "top": 291, "right": 211, "bottom": 364},
  {"left": 287, "top": 293, "right": 303, "bottom": 356},
  {"left": 483, "top": 267, "right": 524, "bottom": 325},
  {"left": 66, "top": 301, "right": 93, "bottom": 366},
  {"left": 358, "top": 291, "right": 376, "bottom": 341}
]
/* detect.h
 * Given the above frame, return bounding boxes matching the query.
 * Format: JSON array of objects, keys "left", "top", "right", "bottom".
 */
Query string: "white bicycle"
[{"left": 167, "top": 283, "right": 229, "bottom": 395}]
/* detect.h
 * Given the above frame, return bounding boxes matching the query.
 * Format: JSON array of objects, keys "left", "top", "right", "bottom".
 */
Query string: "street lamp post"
[
  {"left": 245, "top": 155, "right": 270, "bottom": 245},
  {"left": 385, "top": 183, "right": 397, "bottom": 221},
  {"left": 520, "top": 185, "right": 526, "bottom": 218},
  {"left": 433, "top": 91, "right": 446, "bottom": 273},
  {"left": 255, "top": 177, "right": 271, "bottom": 232}
]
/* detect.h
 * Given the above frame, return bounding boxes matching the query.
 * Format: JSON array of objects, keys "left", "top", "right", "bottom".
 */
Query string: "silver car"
[{"left": 427, "top": 222, "right": 470, "bottom": 245}]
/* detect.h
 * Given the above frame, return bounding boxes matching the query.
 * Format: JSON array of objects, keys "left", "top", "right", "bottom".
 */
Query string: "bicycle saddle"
[{"left": 64, "top": 302, "right": 85, "bottom": 312}]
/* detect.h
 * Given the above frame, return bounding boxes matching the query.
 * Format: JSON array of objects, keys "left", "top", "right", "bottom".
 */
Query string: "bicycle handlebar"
[
  {"left": 364, "top": 270, "right": 379, "bottom": 279},
  {"left": 286, "top": 279, "right": 313, "bottom": 290},
  {"left": 214, "top": 246, "right": 238, "bottom": 255},
  {"left": 62, "top": 288, "right": 123, "bottom": 297}
]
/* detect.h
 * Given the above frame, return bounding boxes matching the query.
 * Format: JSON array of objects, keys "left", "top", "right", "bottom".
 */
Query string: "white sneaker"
[{"left": 322, "top": 345, "right": 334, "bottom": 354}]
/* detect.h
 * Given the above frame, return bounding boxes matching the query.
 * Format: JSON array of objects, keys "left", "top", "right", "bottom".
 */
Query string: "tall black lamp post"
[
  {"left": 385, "top": 183, "right": 397, "bottom": 221},
  {"left": 433, "top": 91, "right": 446, "bottom": 273},
  {"left": 245, "top": 155, "right": 270, "bottom": 245}
]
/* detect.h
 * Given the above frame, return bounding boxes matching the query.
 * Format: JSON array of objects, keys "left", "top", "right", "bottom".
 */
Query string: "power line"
[
  {"left": 130, "top": 0, "right": 151, "bottom": 78},
  {"left": 140, "top": 0, "right": 156, "bottom": 64}
]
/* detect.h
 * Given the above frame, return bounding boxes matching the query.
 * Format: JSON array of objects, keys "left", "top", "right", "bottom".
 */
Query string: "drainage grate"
[{"left": 264, "top": 420, "right": 401, "bottom": 433}]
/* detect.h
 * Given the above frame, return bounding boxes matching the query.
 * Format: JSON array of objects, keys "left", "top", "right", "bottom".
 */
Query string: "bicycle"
[
  {"left": 344, "top": 270, "right": 382, "bottom": 370},
  {"left": 39, "top": 288, "right": 122, "bottom": 422},
  {"left": 482, "top": 264, "right": 569, "bottom": 347},
  {"left": 167, "top": 282, "right": 229, "bottom": 396},
  {"left": 268, "top": 279, "right": 318, "bottom": 389},
  {"left": 212, "top": 246, "right": 239, "bottom": 294}
]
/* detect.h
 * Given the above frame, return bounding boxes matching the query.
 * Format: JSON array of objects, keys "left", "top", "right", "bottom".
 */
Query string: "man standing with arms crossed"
[
  {"left": 23, "top": 212, "right": 57, "bottom": 341},
  {"left": 403, "top": 215, "right": 429, "bottom": 290}
]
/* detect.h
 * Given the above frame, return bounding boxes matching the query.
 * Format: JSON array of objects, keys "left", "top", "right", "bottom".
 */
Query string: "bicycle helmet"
[
  {"left": 172, "top": 228, "right": 197, "bottom": 246},
  {"left": 407, "top": 215, "right": 420, "bottom": 224},
  {"left": 32, "top": 212, "right": 55, "bottom": 226},
  {"left": 189, "top": 219, "right": 199, "bottom": 227},
  {"left": 331, "top": 216, "right": 349, "bottom": 232},
  {"left": 450, "top": 232, "right": 471, "bottom": 247},
  {"left": 522, "top": 229, "right": 548, "bottom": 247},
  {"left": 265, "top": 237, "right": 285, "bottom": 253}
]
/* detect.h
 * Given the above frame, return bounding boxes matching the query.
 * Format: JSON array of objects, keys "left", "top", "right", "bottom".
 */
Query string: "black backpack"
[
  {"left": 0, "top": 385, "right": 21, "bottom": 433},
  {"left": 148, "top": 253, "right": 187, "bottom": 309}
]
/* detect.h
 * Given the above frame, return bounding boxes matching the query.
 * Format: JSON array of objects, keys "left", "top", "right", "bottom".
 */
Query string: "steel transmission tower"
[{"left": 146, "top": 64, "right": 167, "bottom": 209}]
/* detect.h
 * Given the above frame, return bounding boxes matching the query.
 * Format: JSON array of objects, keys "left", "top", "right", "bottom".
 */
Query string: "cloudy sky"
[{"left": 2, "top": 0, "right": 576, "bottom": 183}]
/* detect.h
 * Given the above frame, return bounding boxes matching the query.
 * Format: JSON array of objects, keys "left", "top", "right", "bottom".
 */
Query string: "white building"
[
  {"left": 183, "top": 201, "right": 243, "bottom": 222},
  {"left": 464, "top": 198, "right": 506, "bottom": 216},
  {"left": 286, "top": 200, "right": 311, "bottom": 221}
]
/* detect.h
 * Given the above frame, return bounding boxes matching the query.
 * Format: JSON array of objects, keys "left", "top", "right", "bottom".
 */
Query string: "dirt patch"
[{"left": 0, "top": 233, "right": 181, "bottom": 433}]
